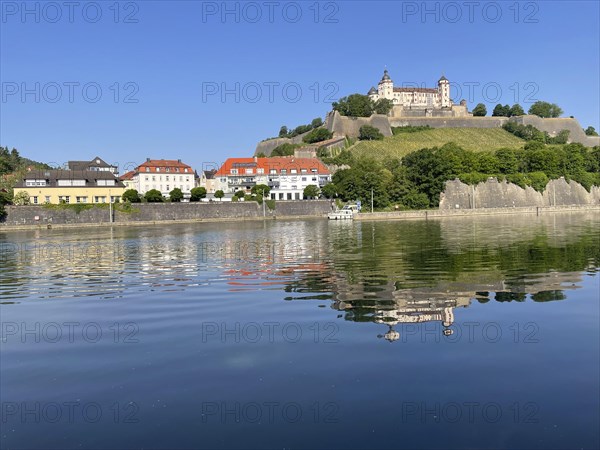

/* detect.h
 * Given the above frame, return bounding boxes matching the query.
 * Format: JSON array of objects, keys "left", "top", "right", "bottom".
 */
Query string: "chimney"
[
  {"left": 254, "top": 156, "right": 257, "bottom": 162},
  {"left": 178, "top": 159, "right": 181, "bottom": 163},
  {"left": 146, "top": 158, "right": 150, "bottom": 162}
]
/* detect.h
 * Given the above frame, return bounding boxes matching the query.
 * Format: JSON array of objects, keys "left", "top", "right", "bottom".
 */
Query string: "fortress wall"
[
  {"left": 254, "top": 132, "right": 309, "bottom": 157},
  {"left": 510, "top": 115, "right": 600, "bottom": 147},
  {"left": 325, "top": 111, "right": 392, "bottom": 138},
  {"left": 439, "top": 178, "right": 600, "bottom": 210},
  {"left": 389, "top": 117, "right": 508, "bottom": 128}
]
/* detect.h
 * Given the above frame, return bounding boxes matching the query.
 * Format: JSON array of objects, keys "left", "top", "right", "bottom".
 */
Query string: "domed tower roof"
[
  {"left": 381, "top": 69, "right": 392, "bottom": 82},
  {"left": 438, "top": 74, "right": 449, "bottom": 83},
  {"left": 368, "top": 86, "right": 377, "bottom": 95}
]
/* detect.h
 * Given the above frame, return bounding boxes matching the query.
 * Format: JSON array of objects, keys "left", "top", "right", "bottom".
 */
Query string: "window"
[
  {"left": 145, "top": 176, "right": 149, "bottom": 181},
  {"left": 301, "top": 177, "right": 306, "bottom": 182},
  {"left": 166, "top": 185, "right": 170, "bottom": 191},
  {"left": 230, "top": 169, "right": 238, "bottom": 175},
  {"left": 311, "top": 168, "right": 317, "bottom": 173},
  {"left": 184, "top": 168, "right": 188, "bottom": 172},
  {"left": 281, "top": 169, "right": 287, "bottom": 174},
  {"left": 257, "top": 168, "right": 264, "bottom": 174},
  {"left": 32, "top": 196, "right": 38, "bottom": 204},
  {"left": 59, "top": 196, "right": 70, "bottom": 204},
  {"left": 156, "top": 168, "right": 160, "bottom": 172},
  {"left": 270, "top": 169, "right": 277, "bottom": 174},
  {"left": 290, "top": 169, "right": 297, "bottom": 174},
  {"left": 152, "top": 176, "right": 156, "bottom": 181},
  {"left": 45, "top": 196, "right": 50, "bottom": 203},
  {"left": 94, "top": 196, "right": 106, "bottom": 203},
  {"left": 301, "top": 169, "right": 307, "bottom": 174},
  {"left": 166, "top": 168, "right": 170, "bottom": 172},
  {"left": 146, "top": 167, "right": 150, "bottom": 172},
  {"left": 245, "top": 169, "right": 253, "bottom": 175},
  {"left": 76, "top": 196, "right": 88, "bottom": 203},
  {"left": 176, "top": 168, "right": 180, "bottom": 172}
]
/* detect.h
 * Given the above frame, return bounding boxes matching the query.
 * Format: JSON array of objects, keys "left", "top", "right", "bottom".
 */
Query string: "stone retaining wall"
[{"left": 0, "top": 200, "right": 332, "bottom": 229}]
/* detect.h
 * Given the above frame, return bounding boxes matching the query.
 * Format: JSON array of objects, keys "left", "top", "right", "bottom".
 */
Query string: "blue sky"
[{"left": 1, "top": 0, "right": 599, "bottom": 172}]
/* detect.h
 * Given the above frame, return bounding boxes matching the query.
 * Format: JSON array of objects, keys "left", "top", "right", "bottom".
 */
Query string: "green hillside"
[{"left": 349, "top": 128, "right": 525, "bottom": 160}]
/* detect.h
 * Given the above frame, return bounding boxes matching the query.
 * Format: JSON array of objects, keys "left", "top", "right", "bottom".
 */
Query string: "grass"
[{"left": 350, "top": 128, "right": 525, "bottom": 160}]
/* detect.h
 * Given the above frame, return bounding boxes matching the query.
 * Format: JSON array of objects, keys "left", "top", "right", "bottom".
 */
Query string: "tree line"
[{"left": 321, "top": 142, "right": 600, "bottom": 210}]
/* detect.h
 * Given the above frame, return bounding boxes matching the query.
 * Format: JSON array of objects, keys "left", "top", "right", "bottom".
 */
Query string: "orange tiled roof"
[
  {"left": 215, "top": 157, "right": 330, "bottom": 176},
  {"left": 120, "top": 170, "right": 135, "bottom": 181},
  {"left": 137, "top": 159, "right": 193, "bottom": 173}
]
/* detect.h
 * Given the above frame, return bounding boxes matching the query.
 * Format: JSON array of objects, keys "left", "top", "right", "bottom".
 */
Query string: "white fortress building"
[{"left": 367, "top": 69, "right": 470, "bottom": 118}]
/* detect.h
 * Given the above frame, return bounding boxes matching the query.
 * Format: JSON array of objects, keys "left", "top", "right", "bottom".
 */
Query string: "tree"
[
  {"left": 234, "top": 189, "right": 246, "bottom": 198},
  {"left": 528, "top": 101, "right": 563, "bottom": 118},
  {"left": 302, "top": 128, "right": 333, "bottom": 144},
  {"left": 256, "top": 152, "right": 266, "bottom": 158},
  {"left": 214, "top": 190, "right": 224, "bottom": 201},
  {"left": 509, "top": 104, "right": 525, "bottom": 116},
  {"left": 278, "top": 126, "right": 288, "bottom": 137},
  {"left": 144, "top": 189, "right": 163, "bottom": 202},
  {"left": 122, "top": 189, "right": 141, "bottom": 203},
  {"left": 271, "top": 143, "right": 298, "bottom": 157},
  {"left": 311, "top": 117, "right": 323, "bottom": 128},
  {"left": 321, "top": 183, "right": 338, "bottom": 199},
  {"left": 303, "top": 185, "right": 320, "bottom": 199},
  {"left": 492, "top": 104, "right": 510, "bottom": 117},
  {"left": 359, "top": 125, "right": 384, "bottom": 141},
  {"left": 373, "top": 98, "right": 394, "bottom": 115},
  {"left": 13, "top": 191, "right": 30, "bottom": 205},
  {"left": 251, "top": 184, "right": 271, "bottom": 198},
  {"left": 332, "top": 94, "right": 374, "bottom": 117},
  {"left": 472, "top": 103, "right": 487, "bottom": 116},
  {"left": 169, "top": 188, "right": 183, "bottom": 202},
  {"left": 190, "top": 187, "right": 207, "bottom": 202},
  {"left": 585, "top": 126, "right": 599, "bottom": 136}
]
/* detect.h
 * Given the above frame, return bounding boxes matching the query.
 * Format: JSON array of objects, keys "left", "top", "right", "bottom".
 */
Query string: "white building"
[
  {"left": 120, "top": 158, "right": 195, "bottom": 200},
  {"left": 214, "top": 157, "right": 332, "bottom": 200}
]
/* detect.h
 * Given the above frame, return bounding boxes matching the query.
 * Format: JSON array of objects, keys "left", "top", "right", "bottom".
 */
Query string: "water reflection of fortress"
[{"left": 329, "top": 271, "right": 581, "bottom": 342}]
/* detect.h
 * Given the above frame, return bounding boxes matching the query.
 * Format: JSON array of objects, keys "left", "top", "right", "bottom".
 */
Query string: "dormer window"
[{"left": 156, "top": 168, "right": 160, "bottom": 172}]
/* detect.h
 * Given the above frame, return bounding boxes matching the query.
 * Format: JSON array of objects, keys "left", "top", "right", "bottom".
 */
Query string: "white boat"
[{"left": 328, "top": 204, "right": 359, "bottom": 220}]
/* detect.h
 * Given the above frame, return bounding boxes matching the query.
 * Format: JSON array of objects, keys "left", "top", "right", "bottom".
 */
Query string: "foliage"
[
  {"left": 13, "top": 191, "right": 31, "bottom": 205},
  {"left": 256, "top": 152, "right": 266, "bottom": 158},
  {"left": 234, "top": 189, "right": 246, "bottom": 198},
  {"left": 231, "top": 195, "right": 239, "bottom": 202},
  {"left": 251, "top": 184, "right": 271, "bottom": 197},
  {"left": 321, "top": 183, "right": 338, "bottom": 199},
  {"left": 359, "top": 125, "right": 384, "bottom": 141},
  {"left": 277, "top": 117, "right": 324, "bottom": 139},
  {"left": 332, "top": 94, "right": 392, "bottom": 118},
  {"left": 528, "top": 101, "right": 563, "bottom": 118},
  {"left": 509, "top": 104, "right": 525, "bottom": 116},
  {"left": 585, "top": 126, "right": 598, "bottom": 136},
  {"left": 214, "top": 190, "right": 224, "bottom": 201},
  {"left": 373, "top": 98, "right": 394, "bottom": 115},
  {"left": 265, "top": 199, "right": 276, "bottom": 210},
  {"left": 320, "top": 150, "right": 355, "bottom": 166},
  {"left": 122, "top": 189, "right": 141, "bottom": 203},
  {"left": 169, "top": 188, "right": 184, "bottom": 202},
  {"left": 392, "top": 125, "right": 432, "bottom": 135},
  {"left": 271, "top": 143, "right": 302, "bottom": 157},
  {"left": 144, "top": 189, "right": 164, "bottom": 202},
  {"left": 303, "top": 185, "right": 320, "bottom": 199},
  {"left": 472, "top": 103, "right": 487, "bottom": 116},
  {"left": 311, "top": 118, "right": 323, "bottom": 128},
  {"left": 190, "top": 187, "right": 207, "bottom": 202},
  {"left": 302, "top": 128, "right": 333, "bottom": 144},
  {"left": 492, "top": 104, "right": 511, "bottom": 117},
  {"left": 278, "top": 126, "right": 288, "bottom": 137}
]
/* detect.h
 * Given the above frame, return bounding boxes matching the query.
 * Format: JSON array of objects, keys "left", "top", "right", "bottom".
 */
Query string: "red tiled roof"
[
  {"left": 136, "top": 159, "right": 193, "bottom": 174},
  {"left": 215, "top": 157, "right": 330, "bottom": 176},
  {"left": 393, "top": 87, "right": 438, "bottom": 93},
  {"left": 120, "top": 170, "right": 135, "bottom": 180}
]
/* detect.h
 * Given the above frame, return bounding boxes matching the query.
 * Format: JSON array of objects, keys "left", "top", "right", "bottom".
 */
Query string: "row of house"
[{"left": 15, "top": 155, "right": 332, "bottom": 204}]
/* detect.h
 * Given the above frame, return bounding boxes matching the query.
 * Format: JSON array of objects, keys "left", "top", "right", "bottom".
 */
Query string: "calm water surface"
[{"left": 1, "top": 213, "right": 599, "bottom": 449}]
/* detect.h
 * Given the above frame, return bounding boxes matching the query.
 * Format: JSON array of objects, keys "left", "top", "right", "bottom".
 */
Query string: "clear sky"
[{"left": 1, "top": 0, "right": 599, "bottom": 172}]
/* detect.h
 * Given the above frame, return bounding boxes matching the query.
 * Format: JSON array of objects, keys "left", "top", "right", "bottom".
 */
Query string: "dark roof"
[
  {"left": 381, "top": 69, "right": 392, "bottom": 82},
  {"left": 203, "top": 169, "right": 217, "bottom": 179},
  {"left": 17, "top": 169, "right": 124, "bottom": 188},
  {"left": 67, "top": 156, "right": 116, "bottom": 170},
  {"left": 368, "top": 86, "right": 377, "bottom": 95},
  {"left": 438, "top": 75, "right": 448, "bottom": 82}
]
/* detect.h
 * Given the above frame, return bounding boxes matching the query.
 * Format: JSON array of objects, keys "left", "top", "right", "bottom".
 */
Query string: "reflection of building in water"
[{"left": 333, "top": 283, "right": 472, "bottom": 342}]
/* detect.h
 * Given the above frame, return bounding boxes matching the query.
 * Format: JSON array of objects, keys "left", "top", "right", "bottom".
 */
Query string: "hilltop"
[{"left": 347, "top": 127, "right": 525, "bottom": 160}]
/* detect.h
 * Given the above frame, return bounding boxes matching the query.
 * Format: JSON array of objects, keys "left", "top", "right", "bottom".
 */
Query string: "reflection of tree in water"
[{"left": 284, "top": 217, "right": 599, "bottom": 341}]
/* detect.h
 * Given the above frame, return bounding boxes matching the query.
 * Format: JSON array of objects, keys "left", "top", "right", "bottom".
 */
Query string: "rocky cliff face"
[{"left": 440, "top": 178, "right": 600, "bottom": 209}]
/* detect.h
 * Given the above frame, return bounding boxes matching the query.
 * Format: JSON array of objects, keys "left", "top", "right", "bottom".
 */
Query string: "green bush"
[
  {"left": 266, "top": 199, "right": 276, "bottom": 210},
  {"left": 457, "top": 172, "right": 490, "bottom": 185},
  {"left": 359, "top": 125, "right": 384, "bottom": 141},
  {"left": 144, "top": 189, "right": 164, "bottom": 202},
  {"left": 302, "top": 128, "right": 333, "bottom": 144},
  {"left": 122, "top": 189, "right": 141, "bottom": 203},
  {"left": 391, "top": 125, "right": 431, "bottom": 135},
  {"left": 190, "top": 187, "right": 207, "bottom": 202}
]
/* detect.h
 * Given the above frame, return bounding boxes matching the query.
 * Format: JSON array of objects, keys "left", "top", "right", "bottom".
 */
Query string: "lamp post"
[{"left": 109, "top": 189, "right": 112, "bottom": 223}]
